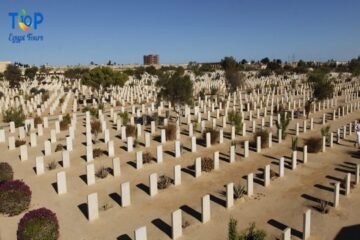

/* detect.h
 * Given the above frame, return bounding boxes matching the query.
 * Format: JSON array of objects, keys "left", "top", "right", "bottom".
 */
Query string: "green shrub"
[
  {"left": 321, "top": 125, "right": 331, "bottom": 144},
  {"left": 119, "top": 111, "right": 129, "bottom": 125},
  {"left": 291, "top": 137, "right": 298, "bottom": 151},
  {"left": 17, "top": 207, "right": 59, "bottom": 240},
  {"left": 228, "top": 217, "right": 238, "bottom": 240},
  {"left": 62, "top": 114, "right": 71, "bottom": 125},
  {"left": 82, "top": 106, "right": 98, "bottom": 118},
  {"left": 3, "top": 107, "right": 26, "bottom": 128},
  {"left": 0, "top": 180, "right": 31, "bottom": 216},
  {"left": 59, "top": 114, "right": 71, "bottom": 131},
  {"left": 0, "top": 162, "right": 14, "bottom": 183},
  {"left": 276, "top": 111, "right": 290, "bottom": 140},
  {"left": 233, "top": 184, "right": 246, "bottom": 200},
  {"left": 238, "top": 222, "right": 266, "bottom": 240},
  {"left": 228, "top": 111, "right": 243, "bottom": 134},
  {"left": 304, "top": 137, "right": 322, "bottom": 153}
]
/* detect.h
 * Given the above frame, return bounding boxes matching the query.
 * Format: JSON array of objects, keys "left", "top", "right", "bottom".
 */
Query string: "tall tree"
[
  {"left": 220, "top": 56, "right": 238, "bottom": 71},
  {"left": 221, "top": 56, "right": 245, "bottom": 92},
  {"left": 24, "top": 66, "right": 38, "bottom": 80},
  {"left": 39, "top": 65, "right": 50, "bottom": 75},
  {"left": 226, "top": 71, "right": 246, "bottom": 92},
  {"left": 64, "top": 68, "right": 89, "bottom": 80},
  {"left": 157, "top": 72, "right": 193, "bottom": 107},
  {"left": 308, "top": 70, "right": 334, "bottom": 101},
  {"left": 260, "top": 57, "right": 270, "bottom": 65},
  {"left": 81, "top": 67, "right": 128, "bottom": 88},
  {"left": 4, "top": 64, "right": 22, "bottom": 88}
]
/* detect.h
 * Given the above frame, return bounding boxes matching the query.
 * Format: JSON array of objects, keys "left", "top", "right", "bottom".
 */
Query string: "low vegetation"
[
  {"left": 3, "top": 107, "right": 26, "bottom": 128},
  {"left": 253, "top": 129, "right": 269, "bottom": 148},
  {"left": 201, "top": 157, "right": 214, "bottom": 172},
  {"left": 17, "top": 208, "right": 59, "bottom": 240},
  {"left": 0, "top": 180, "right": 32, "bottom": 216},
  {"left": 304, "top": 137, "right": 322, "bottom": 153},
  {"left": 203, "top": 128, "right": 219, "bottom": 144},
  {"left": 165, "top": 124, "right": 177, "bottom": 141},
  {"left": 0, "top": 162, "right": 14, "bottom": 183}
]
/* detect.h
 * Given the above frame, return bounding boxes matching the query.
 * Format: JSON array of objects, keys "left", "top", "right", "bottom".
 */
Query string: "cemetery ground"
[{"left": 0, "top": 68, "right": 360, "bottom": 239}]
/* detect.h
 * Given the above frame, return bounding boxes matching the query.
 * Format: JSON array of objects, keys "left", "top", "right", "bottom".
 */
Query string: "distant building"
[
  {"left": 0, "top": 61, "right": 11, "bottom": 73},
  {"left": 143, "top": 54, "right": 159, "bottom": 65}
]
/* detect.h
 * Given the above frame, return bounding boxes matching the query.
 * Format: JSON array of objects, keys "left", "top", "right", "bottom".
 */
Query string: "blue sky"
[{"left": 0, "top": 0, "right": 359, "bottom": 66}]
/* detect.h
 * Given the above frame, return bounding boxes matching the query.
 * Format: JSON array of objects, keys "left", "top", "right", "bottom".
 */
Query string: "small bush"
[
  {"left": 304, "top": 137, "right": 322, "bottom": 153},
  {"left": 126, "top": 125, "right": 136, "bottom": 137},
  {"left": 15, "top": 140, "right": 26, "bottom": 148},
  {"left": 0, "top": 180, "right": 32, "bottom": 216},
  {"left": 228, "top": 111, "right": 243, "bottom": 134},
  {"left": 63, "top": 114, "right": 71, "bottom": 125},
  {"left": 201, "top": 157, "right": 214, "bottom": 172},
  {"left": 291, "top": 137, "right": 298, "bottom": 151},
  {"left": 238, "top": 222, "right": 266, "bottom": 240},
  {"left": 321, "top": 125, "right": 331, "bottom": 143},
  {"left": 165, "top": 124, "right": 177, "bottom": 141},
  {"left": 59, "top": 120, "right": 69, "bottom": 131},
  {"left": 93, "top": 148, "right": 104, "bottom": 158},
  {"left": 96, "top": 166, "right": 108, "bottom": 179},
  {"left": 203, "top": 128, "right": 219, "bottom": 144},
  {"left": 253, "top": 129, "right": 269, "bottom": 148},
  {"left": 0, "top": 162, "right": 14, "bottom": 183},
  {"left": 34, "top": 116, "right": 43, "bottom": 126},
  {"left": 228, "top": 217, "right": 238, "bottom": 240},
  {"left": 276, "top": 111, "right": 290, "bottom": 139},
  {"left": 54, "top": 144, "right": 63, "bottom": 152},
  {"left": 60, "top": 114, "right": 71, "bottom": 131},
  {"left": 91, "top": 120, "right": 101, "bottom": 142},
  {"left": 82, "top": 106, "right": 98, "bottom": 118},
  {"left": 234, "top": 184, "right": 246, "bottom": 199},
  {"left": 119, "top": 111, "right": 129, "bottom": 125},
  {"left": 47, "top": 161, "right": 58, "bottom": 170},
  {"left": 143, "top": 152, "right": 153, "bottom": 164},
  {"left": 30, "top": 87, "right": 38, "bottom": 94},
  {"left": 3, "top": 107, "right": 26, "bottom": 128},
  {"left": 41, "top": 91, "right": 50, "bottom": 102},
  {"left": 318, "top": 200, "right": 330, "bottom": 214},
  {"left": 17, "top": 207, "right": 59, "bottom": 240},
  {"left": 158, "top": 175, "right": 171, "bottom": 189}
]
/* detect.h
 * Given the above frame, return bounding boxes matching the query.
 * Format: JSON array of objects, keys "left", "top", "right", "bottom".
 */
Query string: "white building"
[{"left": 0, "top": 61, "right": 11, "bottom": 73}]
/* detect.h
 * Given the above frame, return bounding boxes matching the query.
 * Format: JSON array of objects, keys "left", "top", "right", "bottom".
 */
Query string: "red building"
[{"left": 143, "top": 54, "right": 159, "bottom": 65}]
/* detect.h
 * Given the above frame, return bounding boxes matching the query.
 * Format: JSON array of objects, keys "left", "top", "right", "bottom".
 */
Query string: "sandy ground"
[{"left": 0, "top": 96, "right": 359, "bottom": 240}]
